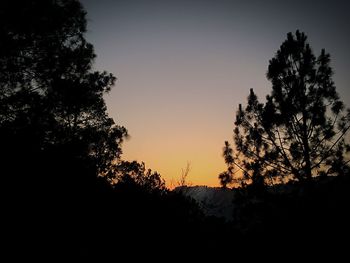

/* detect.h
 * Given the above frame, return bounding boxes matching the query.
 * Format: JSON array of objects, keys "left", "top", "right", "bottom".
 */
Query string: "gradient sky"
[{"left": 81, "top": 0, "right": 350, "bottom": 187}]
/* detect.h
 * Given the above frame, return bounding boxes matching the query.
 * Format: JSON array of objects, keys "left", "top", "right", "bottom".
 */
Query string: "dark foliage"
[
  {"left": 220, "top": 30, "right": 350, "bottom": 188},
  {"left": 0, "top": 1, "right": 237, "bottom": 260},
  {"left": 0, "top": 0, "right": 129, "bottom": 258},
  {"left": 0, "top": 0, "right": 128, "bottom": 195},
  {"left": 2, "top": 1, "right": 349, "bottom": 259},
  {"left": 217, "top": 30, "right": 350, "bottom": 258},
  {"left": 232, "top": 175, "right": 350, "bottom": 257}
]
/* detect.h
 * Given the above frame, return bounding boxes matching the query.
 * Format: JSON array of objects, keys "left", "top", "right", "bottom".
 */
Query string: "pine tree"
[
  {"left": 0, "top": 0, "right": 127, "bottom": 193},
  {"left": 221, "top": 30, "right": 350, "bottom": 187}
]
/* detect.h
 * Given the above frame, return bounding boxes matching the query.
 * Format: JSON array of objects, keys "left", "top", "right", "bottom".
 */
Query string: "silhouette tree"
[
  {"left": 0, "top": 1, "right": 226, "bottom": 259},
  {"left": 221, "top": 30, "right": 350, "bottom": 187},
  {"left": 218, "top": 142, "right": 234, "bottom": 188},
  {"left": 0, "top": 0, "right": 127, "bottom": 193},
  {"left": 109, "top": 160, "right": 167, "bottom": 194}
]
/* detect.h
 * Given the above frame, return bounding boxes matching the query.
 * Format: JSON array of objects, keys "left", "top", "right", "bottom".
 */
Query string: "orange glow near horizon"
[{"left": 117, "top": 112, "right": 230, "bottom": 188}]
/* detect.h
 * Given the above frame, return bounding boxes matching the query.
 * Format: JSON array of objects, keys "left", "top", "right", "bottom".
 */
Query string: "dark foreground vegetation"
[
  {"left": 5, "top": 174, "right": 350, "bottom": 260},
  {"left": 1, "top": 0, "right": 349, "bottom": 260}
]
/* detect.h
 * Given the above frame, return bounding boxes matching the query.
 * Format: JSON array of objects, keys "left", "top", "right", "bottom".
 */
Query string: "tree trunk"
[{"left": 302, "top": 110, "right": 312, "bottom": 180}]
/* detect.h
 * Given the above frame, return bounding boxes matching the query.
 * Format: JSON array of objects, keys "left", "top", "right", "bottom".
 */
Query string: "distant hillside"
[
  {"left": 174, "top": 186, "right": 235, "bottom": 221},
  {"left": 174, "top": 176, "right": 350, "bottom": 223}
]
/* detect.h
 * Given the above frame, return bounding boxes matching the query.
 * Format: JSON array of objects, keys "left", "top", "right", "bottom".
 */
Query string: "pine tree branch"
[
  {"left": 312, "top": 124, "right": 350, "bottom": 169},
  {"left": 276, "top": 127, "right": 297, "bottom": 173},
  {"left": 310, "top": 114, "right": 341, "bottom": 156},
  {"left": 290, "top": 114, "right": 304, "bottom": 146}
]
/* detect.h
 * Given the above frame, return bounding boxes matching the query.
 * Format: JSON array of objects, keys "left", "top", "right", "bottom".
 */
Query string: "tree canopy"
[
  {"left": 220, "top": 30, "right": 350, "bottom": 188},
  {"left": 0, "top": 0, "right": 128, "bottom": 193}
]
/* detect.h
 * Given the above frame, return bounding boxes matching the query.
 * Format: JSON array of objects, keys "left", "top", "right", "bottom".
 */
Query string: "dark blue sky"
[{"left": 81, "top": 0, "right": 350, "bottom": 186}]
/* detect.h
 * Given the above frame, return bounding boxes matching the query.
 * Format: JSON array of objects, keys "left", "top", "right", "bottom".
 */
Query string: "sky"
[{"left": 81, "top": 0, "right": 350, "bottom": 187}]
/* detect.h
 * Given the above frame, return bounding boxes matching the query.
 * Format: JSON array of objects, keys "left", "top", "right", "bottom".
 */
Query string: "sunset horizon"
[
  {"left": 3, "top": 0, "right": 350, "bottom": 259},
  {"left": 81, "top": 0, "right": 350, "bottom": 187}
]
